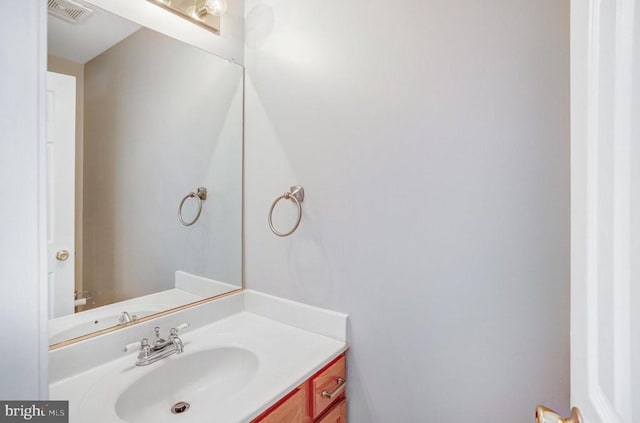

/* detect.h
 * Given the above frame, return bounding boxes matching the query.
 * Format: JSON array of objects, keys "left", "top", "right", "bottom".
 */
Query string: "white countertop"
[{"left": 49, "top": 291, "right": 348, "bottom": 423}]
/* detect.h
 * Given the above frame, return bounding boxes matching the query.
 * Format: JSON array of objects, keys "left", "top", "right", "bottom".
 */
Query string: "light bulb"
[
  {"left": 184, "top": 1, "right": 199, "bottom": 19},
  {"left": 196, "top": 0, "right": 227, "bottom": 18}
]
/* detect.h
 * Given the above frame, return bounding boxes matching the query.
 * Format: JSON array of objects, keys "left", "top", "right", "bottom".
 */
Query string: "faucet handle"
[
  {"left": 169, "top": 323, "right": 190, "bottom": 337},
  {"left": 123, "top": 338, "right": 151, "bottom": 353},
  {"left": 124, "top": 341, "right": 139, "bottom": 353}
]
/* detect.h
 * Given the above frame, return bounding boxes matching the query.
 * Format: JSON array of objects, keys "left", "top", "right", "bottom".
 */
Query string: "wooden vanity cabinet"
[
  {"left": 256, "top": 384, "right": 309, "bottom": 423},
  {"left": 252, "top": 354, "right": 347, "bottom": 423},
  {"left": 316, "top": 398, "right": 347, "bottom": 423}
]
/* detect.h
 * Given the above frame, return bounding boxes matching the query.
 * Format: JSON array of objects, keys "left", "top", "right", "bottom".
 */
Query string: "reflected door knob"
[
  {"left": 56, "top": 250, "right": 70, "bottom": 261},
  {"left": 536, "top": 406, "right": 582, "bottom": 423}
]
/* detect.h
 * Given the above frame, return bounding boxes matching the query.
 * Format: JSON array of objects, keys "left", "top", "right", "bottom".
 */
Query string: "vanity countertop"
[{"left": 49, "top": 291, "right": 348, "bottom": 423}]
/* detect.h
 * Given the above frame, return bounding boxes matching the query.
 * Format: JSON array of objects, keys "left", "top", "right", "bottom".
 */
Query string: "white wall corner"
[{"left": 0, "top": 0, "right": 49, "bottom": 400}]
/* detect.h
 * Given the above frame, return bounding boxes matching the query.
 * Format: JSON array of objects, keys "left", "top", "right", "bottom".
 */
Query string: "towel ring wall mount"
[
  {"left": 178, "top": 187, "right": 207, "bottom": 226},
  {"left": 268, "top": 185, "right": 305, "bottom": 237}
]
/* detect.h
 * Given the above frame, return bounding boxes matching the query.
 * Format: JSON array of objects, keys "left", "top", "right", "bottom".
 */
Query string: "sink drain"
[{"left": 171, "top": 401, "right": 190, "bottom": 414}]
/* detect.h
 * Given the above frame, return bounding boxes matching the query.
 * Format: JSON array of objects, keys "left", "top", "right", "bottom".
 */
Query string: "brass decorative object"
[{"left": 536, "top": 406, "right": 583, "bottom": 423}]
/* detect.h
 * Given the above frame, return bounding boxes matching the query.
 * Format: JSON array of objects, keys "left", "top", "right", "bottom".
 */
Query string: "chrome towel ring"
[
  {"left": 268, "top": 186, "right": 305, "bottom": 237},
  {"left": 178, "top": 187, "right": 207, "bottom": 226}
]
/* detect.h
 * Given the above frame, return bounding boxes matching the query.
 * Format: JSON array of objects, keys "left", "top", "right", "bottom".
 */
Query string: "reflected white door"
[
  {"left": 566, "top": 0, "right": 638, "bottom": 422},
  {"left": 46, "top": 71, "right": 76, "bottom": 319}
]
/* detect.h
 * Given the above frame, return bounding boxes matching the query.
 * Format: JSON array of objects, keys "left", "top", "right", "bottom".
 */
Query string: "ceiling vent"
[{"left": 48, "top": 0, "right": 93, "bottom": 24}]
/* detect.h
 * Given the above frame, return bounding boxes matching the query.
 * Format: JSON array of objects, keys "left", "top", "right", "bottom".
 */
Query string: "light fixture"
[
  {"left": 147, "top": 0, "right": 226, "bottom": 34},
  {"left": 197, "top": 0, "right": 227, "bottom": 17}
]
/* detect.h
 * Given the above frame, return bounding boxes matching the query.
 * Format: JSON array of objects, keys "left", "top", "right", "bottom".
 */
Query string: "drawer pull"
[{"left": 321, "top": 377, "right": 346, "bottom": 399}]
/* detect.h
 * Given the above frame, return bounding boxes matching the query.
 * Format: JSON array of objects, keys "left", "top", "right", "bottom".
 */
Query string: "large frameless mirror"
[{"left": 46, "top": 0, "right": 243, "bottom": 347}]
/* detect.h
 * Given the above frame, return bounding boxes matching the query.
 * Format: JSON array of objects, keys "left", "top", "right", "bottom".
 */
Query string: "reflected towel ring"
[
  {"left": 178, "top": 187, "right": 207, "bottom": 226},
  {"left": 268, "top": 186, "right": 305, "bottom": 237}
]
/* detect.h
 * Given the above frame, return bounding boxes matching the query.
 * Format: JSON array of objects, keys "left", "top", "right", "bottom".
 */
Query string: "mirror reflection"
[{"left": 46, "top": 2, "right": 243, "bottom": 346}]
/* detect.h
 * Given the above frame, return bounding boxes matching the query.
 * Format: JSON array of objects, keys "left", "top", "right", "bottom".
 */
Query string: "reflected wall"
[{"left": 82, "top": 28, "right": 243, "bottom": 307}]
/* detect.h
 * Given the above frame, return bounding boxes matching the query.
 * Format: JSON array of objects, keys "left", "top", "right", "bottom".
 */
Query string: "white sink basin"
[
  {"left": 113, "top": 348, "right": 258, "bottom": 422},
  {"left": 51, "top": 302, "right": 348, "bottom": 423}
]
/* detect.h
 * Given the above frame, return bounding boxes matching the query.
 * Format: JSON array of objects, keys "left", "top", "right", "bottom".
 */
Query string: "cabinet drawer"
[
  {"left": 311, "top": 355, "right": 346, "bottom": 419},
  {"left": 317, "top": 398, "right": 347, "bottom": 423},
  {"left": 255, "top": 384, "right": 309, "bottom": 423}
]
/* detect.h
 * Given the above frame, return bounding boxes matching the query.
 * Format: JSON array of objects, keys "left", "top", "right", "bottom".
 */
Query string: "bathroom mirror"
[{"left": 46, "top": 1, "right": 243, "bottom": 347}]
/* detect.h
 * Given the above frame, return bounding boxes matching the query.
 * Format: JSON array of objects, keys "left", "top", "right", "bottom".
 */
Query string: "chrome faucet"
[
  {"left": 124, "top": 323, "right": 189, "bottom": 366},
  {"left": 118, "top": 311, "right": 137, "bottom": 324}
]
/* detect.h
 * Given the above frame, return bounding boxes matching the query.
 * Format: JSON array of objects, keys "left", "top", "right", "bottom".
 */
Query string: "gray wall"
[
  {"left": 0, "top": 0, "right": 48, "bottom": 399},
  {"left": 84, "top": 28, "right": 243, "bottom": 306},
  {"left": 244, "top": 0, "right": 570, "bottom": 420}
]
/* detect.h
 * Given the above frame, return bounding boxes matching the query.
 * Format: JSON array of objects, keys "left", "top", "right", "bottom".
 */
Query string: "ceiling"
[{"left": 48, "top": 1, "right": 142, "bottom": 64}]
